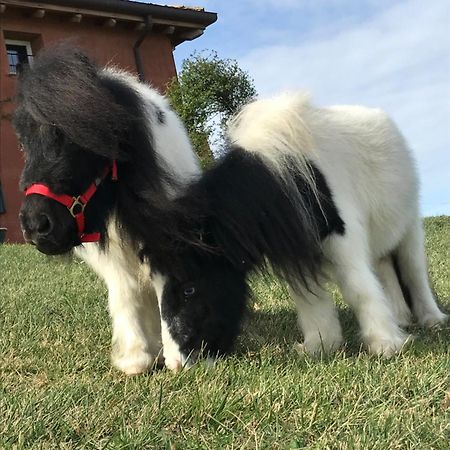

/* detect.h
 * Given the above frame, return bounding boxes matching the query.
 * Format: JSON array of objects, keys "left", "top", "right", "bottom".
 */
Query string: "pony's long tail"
[{"left": 227, "top": 92, "right": 318, "bottom": 185}]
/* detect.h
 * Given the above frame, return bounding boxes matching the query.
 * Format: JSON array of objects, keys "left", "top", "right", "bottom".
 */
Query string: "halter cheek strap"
[{"left": 24, "top": 160, "right": 118, "bottom": 243}]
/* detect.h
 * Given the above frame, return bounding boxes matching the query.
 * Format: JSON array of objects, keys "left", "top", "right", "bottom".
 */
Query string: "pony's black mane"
[{"left": 154, "top": 147, "right": 344, "bottom": 287}]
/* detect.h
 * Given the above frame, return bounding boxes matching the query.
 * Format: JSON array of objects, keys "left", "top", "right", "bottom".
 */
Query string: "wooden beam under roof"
[
  {"left": 2, "top": 0, "right": 204, "bottom": 28},
  {"left": 178, "top": 29, "right": 204, "bottom": 41},
  {"left": 134, "top": 22, "right": 146, "bottom": 31},
  {"left": 162, "top": 25, "right": 175, "bottom": 35},
  {"left": 103, "top": 18, "right": 116, "bottom": 28},
  {"left": 32, "top": 8, "right": 45, "bottom": 18},
  {"left": 70, "top": 12, "right": 82, "bottom": 22}
]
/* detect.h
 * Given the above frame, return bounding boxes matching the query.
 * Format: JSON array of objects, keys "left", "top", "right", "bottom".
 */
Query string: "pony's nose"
[
  {"left": 20, "top": 211, "right": 53, "bottom": 241},
  {"left": 35, "top": 213, "right": 53, "bottom": 235}
]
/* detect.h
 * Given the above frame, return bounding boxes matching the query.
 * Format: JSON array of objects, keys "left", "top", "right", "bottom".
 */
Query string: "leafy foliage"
[{"left": 167, "top": 51, "right": 257, "bottom": 167}]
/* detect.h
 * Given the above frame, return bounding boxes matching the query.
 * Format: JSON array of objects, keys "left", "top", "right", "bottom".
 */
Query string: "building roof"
[{"left": 0, "top": 0, "right": 217, "bottom": 46}]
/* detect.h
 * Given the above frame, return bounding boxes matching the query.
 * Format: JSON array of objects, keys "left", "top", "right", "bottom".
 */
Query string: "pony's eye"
[{"left": 183, "top": 286, "right": 196, "bottom": 297}]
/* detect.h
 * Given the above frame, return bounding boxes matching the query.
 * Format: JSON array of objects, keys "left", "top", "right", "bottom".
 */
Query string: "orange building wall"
[{"left": 0, "top": 9, "right": 177, "bottom": 242}]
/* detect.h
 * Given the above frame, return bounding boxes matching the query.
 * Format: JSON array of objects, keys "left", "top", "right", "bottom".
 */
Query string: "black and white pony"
[
  {"left": 148, "top": 93, "right": 447, "bottom": 369},
  {"left": 16, "top": 47, "right": 447, "bottom": 372},
  {"left": 15, "top": 46, "right": 200, "bottom": 375}
]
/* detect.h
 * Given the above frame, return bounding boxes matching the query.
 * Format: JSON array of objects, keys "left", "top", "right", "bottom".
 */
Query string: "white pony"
[{"left": 147, "top": 93, "right": 448, "bottom": 368}]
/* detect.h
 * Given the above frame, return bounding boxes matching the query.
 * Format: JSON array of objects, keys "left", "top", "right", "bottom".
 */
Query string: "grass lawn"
[{"left": 0, "top": 217, "right": 449, "bottom": 449}]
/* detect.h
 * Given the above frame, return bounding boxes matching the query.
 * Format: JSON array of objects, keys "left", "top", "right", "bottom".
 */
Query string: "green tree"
[{"left": 167, "top": 51, "right": 257, "bottom": 167}]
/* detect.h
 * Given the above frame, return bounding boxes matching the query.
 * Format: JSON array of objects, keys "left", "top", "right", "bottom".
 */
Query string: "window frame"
[
  {"left": 5, "top": 38, "right": 33, "bottom": 74},
  {"left": 0, "top": 182, "right": 6, "bottom": 214}
]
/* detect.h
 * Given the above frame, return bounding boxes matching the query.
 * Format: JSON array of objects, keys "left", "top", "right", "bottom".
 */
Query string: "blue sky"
[{"left": 150, "top": 0, "right": 449, "bottom": 216}]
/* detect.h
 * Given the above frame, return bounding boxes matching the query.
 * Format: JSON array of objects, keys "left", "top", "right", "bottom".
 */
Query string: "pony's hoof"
[
  {"left": 420, "top": 312, "right": 448, "bottom": 329},
  {"left": 294, "top": 337, "right": 342, "bottom": 356},
  {"left": 165, "top": 358, "right": 182, "bottom": 372},
  {"left": 367, "top": 333, "right": 413, "bottom": 357},
  {"left": 113, "top": 351, "right": 159, "bottom": 375}
]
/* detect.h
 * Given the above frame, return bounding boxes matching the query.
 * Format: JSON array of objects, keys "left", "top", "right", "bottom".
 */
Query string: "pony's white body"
[
  {"left": 76, "top": 68, "right": 200, "bottom": 375},
  {"left": 226, "top": 93, "right": 446, "bottom": 356}
]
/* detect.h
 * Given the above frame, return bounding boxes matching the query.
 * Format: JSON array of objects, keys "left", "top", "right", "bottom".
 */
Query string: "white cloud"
[{"left": 238, "top": 0, "right": 450, "bottom": 215}]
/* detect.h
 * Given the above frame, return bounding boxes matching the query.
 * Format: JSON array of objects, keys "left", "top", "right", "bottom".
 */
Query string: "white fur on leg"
[
  {"left": 76, "top": 224, "right": 162, "bottom": 375},
  {"left": 396, "top": 221, "right": 448, "bottom": 328},
  {"left": 108, "top": 280, "right": 162, "bottom": 375},
  {"left": 328, "top": 234, "right": 410, "bottom": 356},
  {"left": 152, "top": 273, "right": 184, "bottom": 371},
  {"left": 375, "top": 257, "right": 412, "bottom": 327},
  {"left": 339, "top": 267, "right": 409, "bottom": 356},
  {"left": 289, "top": 280, "right": 343, "bottom": 355}
]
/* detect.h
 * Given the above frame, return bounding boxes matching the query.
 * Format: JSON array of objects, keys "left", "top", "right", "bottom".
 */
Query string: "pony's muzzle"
[
  {"left": 19, "top": 196, "right": 78, "bottom": 255},
  {"left": 19, "top": 210, "right": 53, "bottom": 244}
]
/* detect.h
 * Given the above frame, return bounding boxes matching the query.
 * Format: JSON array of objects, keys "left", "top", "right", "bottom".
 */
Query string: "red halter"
[{"left": 24, "top": 161, "right": 118, "bottom": 243}]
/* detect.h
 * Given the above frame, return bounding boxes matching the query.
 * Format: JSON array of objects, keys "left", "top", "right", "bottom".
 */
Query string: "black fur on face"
[
  {"left": 13, "top": 44, "right": 170, "bottom": 255},
  {"left": 155, "top": 249, "right": 249, "bottom": 359},
  {"left": 15, "top": 106, "right": 117, "bottom": 254}
]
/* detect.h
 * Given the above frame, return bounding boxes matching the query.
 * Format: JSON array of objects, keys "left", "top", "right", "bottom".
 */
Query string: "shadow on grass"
[
  {"left": 234, "top": 306, "right": 450, "bottom": 359},
  {"left": 234, "top": 306, "right": 358, "bottom": 355}
]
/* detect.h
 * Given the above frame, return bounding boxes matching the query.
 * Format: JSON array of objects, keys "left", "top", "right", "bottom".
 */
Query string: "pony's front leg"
[
  {"left": 107, "top": 276, "right": 162, "bottom": 375},
  {"left": 151, "top": 273, "right": 184, "bottom": 371},
  {"left": 375, "top": 256, "right": 413, "bottom": 327},
  {"left": 76, "top": 243, "right": 162, "bottom": 375}
]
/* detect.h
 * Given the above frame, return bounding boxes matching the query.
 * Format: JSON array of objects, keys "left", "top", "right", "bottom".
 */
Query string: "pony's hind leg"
[
  {"left": 395, "top": 220, "right": 448, "bottom": 327},
  {"left": 375, "top": 256, "right": 412, "bottom": 327},
  {"left": 289, "top": 278, "right": 343, "bottom": 355},
  {"left": 328, "top": 233, "right": 410, "bottom": 356}
]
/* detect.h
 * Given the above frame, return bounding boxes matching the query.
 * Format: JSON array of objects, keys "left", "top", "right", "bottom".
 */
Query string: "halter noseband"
[{"left": 24, "top": 161, "right": 118, "bottom": 243}]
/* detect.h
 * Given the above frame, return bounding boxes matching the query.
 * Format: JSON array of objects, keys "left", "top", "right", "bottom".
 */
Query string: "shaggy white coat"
[{"left": 227, "top": 93, "right": 447, "bottom": 356}]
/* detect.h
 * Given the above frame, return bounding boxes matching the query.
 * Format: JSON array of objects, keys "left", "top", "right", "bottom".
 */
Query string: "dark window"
[
  {"left": 0, "top": 183, "right": 5, "bottom": 214},
  {"left": 6, "top": 42, "right": 33, "bottom": 74}
]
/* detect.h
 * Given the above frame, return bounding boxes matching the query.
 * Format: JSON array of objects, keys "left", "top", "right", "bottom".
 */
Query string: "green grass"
[{"left": 0, "top": 217, "right": 449, "bottom": 449}]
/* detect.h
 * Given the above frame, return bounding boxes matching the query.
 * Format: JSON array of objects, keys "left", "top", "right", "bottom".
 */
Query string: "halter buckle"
[{"left": 68, "top": 197, "right": 86, "bottom": 217}]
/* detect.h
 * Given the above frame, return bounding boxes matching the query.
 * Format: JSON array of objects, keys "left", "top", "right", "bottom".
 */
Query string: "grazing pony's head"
[
  {"left": 14, "top": 45, "right": 155, "bottom": 254},
  {"left": 152, "top": 245, "right": 249, "bottom": 366}
]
